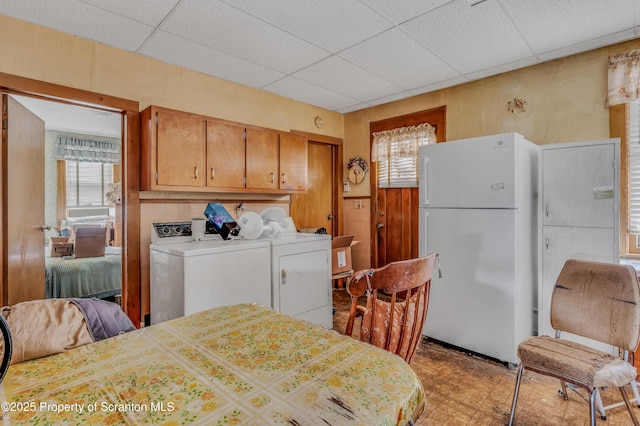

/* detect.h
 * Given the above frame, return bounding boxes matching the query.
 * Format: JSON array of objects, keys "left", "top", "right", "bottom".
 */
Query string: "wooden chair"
[
  {"left": 0, "top": 314, "right": 12, "bottom": 383},
  {"left": 345, "top": 253, "right": 438, "bottom": 364},
  {"left": 509, "top": 259, "right": 640, "bottom": 426}
]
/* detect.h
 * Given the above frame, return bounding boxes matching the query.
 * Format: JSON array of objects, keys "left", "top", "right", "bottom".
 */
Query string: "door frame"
[
  {"left": 0, "top": 72, "right": 141, "bottom": 325},
  {"left": 369, "top": 106, "right": 446, "bottom": 268},
  {"left": 291, "top": 130, "right": 343, "bottom": 236}
]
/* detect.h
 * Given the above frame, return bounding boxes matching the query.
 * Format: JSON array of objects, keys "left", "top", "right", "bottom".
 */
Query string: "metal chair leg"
[
  {"left": 509, "top": 364, "right": 524, "bottom": 426},
  {"left": 589, "top": 389, "right": 599, "bottom": 426}
]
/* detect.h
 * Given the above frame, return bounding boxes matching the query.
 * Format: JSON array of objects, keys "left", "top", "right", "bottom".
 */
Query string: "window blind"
[
  {"left": 373, "top": 123, "right": 435, "bottom": 188},
  {"left": 630, "top": 100, "right": 640, "bottom": 233},
  {"left": 66, "top": 161, "right": 113, "bottom": 207}
]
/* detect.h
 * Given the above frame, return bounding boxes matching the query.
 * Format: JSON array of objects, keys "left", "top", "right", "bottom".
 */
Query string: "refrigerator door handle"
[{"left": 420, "top": 157, "right": 429, "bottom": 205}]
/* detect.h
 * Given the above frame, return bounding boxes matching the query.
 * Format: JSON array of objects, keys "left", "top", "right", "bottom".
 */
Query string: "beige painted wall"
[{"left": 343, "top": 38, "right": 640, "bottom": 268}]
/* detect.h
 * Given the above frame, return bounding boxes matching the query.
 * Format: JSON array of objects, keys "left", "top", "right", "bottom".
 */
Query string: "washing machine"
[{"left": 149, "top": 222, "right": 271, "bottom": 325}]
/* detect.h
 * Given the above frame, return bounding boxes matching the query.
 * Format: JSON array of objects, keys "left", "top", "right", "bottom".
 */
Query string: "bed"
[
  {"left": 45, "top": 246, "right": 121, "bottom": 299},
  {"left": 0, "top": 303, "right": 426, "bottom": 425},
  {"left": 46, "top": 211, "right": 121, "bottom": 300}
]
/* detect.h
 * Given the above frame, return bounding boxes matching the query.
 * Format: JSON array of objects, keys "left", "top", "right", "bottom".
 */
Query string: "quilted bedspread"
[{"left": 0, "top": 303, "right": 425, "bottom": 425}]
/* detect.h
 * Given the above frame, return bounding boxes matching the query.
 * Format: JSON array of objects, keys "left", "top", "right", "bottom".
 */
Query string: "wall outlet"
[{"left": 343, "top": 181, "right": 350, "bottom": 192}]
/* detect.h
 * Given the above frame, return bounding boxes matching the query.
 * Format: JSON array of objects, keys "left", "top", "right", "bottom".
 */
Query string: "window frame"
[{"left": 611, "top": 103, "right": 636, "bottom": 256}]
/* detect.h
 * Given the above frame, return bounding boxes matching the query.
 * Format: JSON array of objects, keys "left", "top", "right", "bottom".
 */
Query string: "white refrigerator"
[{"left": 418, "top": 132, "right": 538, "bottom": 366}]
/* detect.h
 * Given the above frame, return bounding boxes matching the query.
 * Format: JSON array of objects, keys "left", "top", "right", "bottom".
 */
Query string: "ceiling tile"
[
  {"left": 159, "top": 0, "right": 330, "bottom": 73},
  {"left": 501, "top": 0, "right": 637, "bottom": 54},
  {"left": 537, "top": 29, "right": 638, "bottom": 62},
  {"left": 338, "top": 103, "right": 371, "bottom": 114},
  {"left": 363, "top": 0, "right": 450, "bottom": 25},
  {"left": 339, "top": 28, "right": 459, "bottom": 90},
  {"left": 264, "top": 76, "right": 362, "bottom": 111},
  {"left": 140, "top": 31, "right": 285, "bottom": 88},
  {"left": 80, "top": 0, "right": 180, "bottom": 27},
  {"left": 227, "top": 0, "right": 392, "bottom": 52},
  {"left": 410, "top": 75, "right": 470, "bottom": 96},
  {"left": 293, "top": 56, "right": 404, "bottom": 102},
  {"left": 464, "top": 56, "right": 539, "bottom": 81},
  {"left": 0, "top": 0, "right": 154, "bottom": 51},
  {"left": 400, "top": 0, "right": 532, "bottom": 74}
]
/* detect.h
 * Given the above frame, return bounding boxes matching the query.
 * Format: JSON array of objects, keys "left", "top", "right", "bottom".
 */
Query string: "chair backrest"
[
  {"left": 345, "top": 253, "right": 438, "bottom": 363},
  {"left": 550, "top": 259, "right": 640, "bottom": 351},
  {"left": 0, "top": 314, "right": 12, "bottom": 383}
]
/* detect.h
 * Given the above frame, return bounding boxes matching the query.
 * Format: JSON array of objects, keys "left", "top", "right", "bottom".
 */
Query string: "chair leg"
[
  {"left": 508, "top": 364, "right": 524, "bottom": 426},
  {"left": 620, "top": 385, "right": 640, "bottom": 426},
  {"left": 632, "top": 379, "right": 640, "bottom": 408},
  {"left": 559, "top": 380, "right": 569, "bottom": 401},
  {"left": 589, "top": 388, "right": 599, "bottom": 426},
  {"left": 595, "top": 390, "right": 606, "bottom": 420}
]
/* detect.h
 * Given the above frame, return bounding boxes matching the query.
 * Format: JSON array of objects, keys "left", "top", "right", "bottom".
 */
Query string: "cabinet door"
[
  {"left": 206, "top": 120, "right": 245, "bottom": 189},
  {"left": 279, "top": 133, "right": 307, "bottom": 191},
  {"left": 156, "top": 110, "right": 206, "bottom": 187},
  {"left": 539, "top": 225, "right": 616, "bottom": 354},
  {"left": 541, "top": 141, "right": 616, "bottom": 227},
  {"left": 246, "top": 128, "right": 278, "bottom": 190}
]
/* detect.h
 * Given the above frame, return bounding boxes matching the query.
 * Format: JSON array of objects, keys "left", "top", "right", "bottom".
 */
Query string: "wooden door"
[
  {"left": 371, "top": 107, "right": 446, "bottom": 268},
  {"left": 206, "top": 120, "right": 245, "bottom": 189},
  {"left": 279, "top": 133, "right": 307, "bottom": 191},
  {"left": 245, "top": 128, "right": 278, "bottom": 190},
  {"left": 156, "top": 109, "right": 206, "bottom": 187},
  {"left": 2, "top": 94, "right": 46, "bottom": 304},
  {"left": 291, "top": 142, "right": 334, "bottom": 232}
]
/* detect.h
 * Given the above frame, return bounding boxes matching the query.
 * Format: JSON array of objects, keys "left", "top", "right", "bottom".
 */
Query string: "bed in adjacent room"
[
  {"left": 45, "top": 211, "right": 121, "bottom": 300},
  {"left": 0, "top": 303, "right": 425, "bottom": 425},
  {"left": 45, "top": 246, "right": 121, "bottom": 299}
]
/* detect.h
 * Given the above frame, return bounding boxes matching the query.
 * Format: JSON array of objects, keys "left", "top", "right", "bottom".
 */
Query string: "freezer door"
[
  {"left": 419, "top": 133, "right": 518, "bottom": 208},
  {"left": 421, "top": 208, "right": 534, "bottom": 365}
]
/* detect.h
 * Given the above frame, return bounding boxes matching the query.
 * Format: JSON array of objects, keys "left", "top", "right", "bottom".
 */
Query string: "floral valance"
[
  {"left": 371, "top": 122, "right": 436, "bottom": 162},
  {"left": 606, "top": 49, "right": 640, "bottom": 107},
  {"left": 54, "top": 136, "right": 121, "bottom": 164}
]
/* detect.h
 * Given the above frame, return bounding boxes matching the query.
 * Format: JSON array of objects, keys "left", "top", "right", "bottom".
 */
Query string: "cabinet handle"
[
  {"left": 545, "top": 200, "right": 549, "bottom": 217},
  {"left": 281, "top": 172, "right": 286, "bottom": 184},
  {"left": 194, "top": 166, "right": 199, "bottom": 179},
  {"left": 281, "top": 269, "right": 287, "bottom": 285},
  {"left": 210, "top": 167, "right": 215, "bottom": 180},
  {"left": 545, "top": 238, "right": 550, "bottom": 250},
  {"left": 270, "top": 172, "right": 274, "bottom": 183}
]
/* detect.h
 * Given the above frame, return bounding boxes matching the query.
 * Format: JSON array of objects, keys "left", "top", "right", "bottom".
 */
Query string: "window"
[
  {"left": 629, "top": 100, "right": 640, "bottom": 236},
  {"left": 65, "top": 161, "right": 113, "bottom": 207},
  {"left": 372, "top": 123, "right": 436, "bottom": 188}
]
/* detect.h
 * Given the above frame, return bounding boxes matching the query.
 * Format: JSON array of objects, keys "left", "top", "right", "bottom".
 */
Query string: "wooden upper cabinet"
[
  {"left": 246, "top": 128, "right": 279, "bottom": 190},
  {"left": 206, "top": 120, "right": 245, "bottom": 189},
  {"left": 157, "top": 110, "right": 206, "bottom": 187},
  {"left": 141, "top": 105, "right": 307, "bottom": 193},
  {"left": 279, "top": 133, "right": 307, "bottom": 191},
  {"left": 141, "top": 106, "right": 206, "bottom": 190}
]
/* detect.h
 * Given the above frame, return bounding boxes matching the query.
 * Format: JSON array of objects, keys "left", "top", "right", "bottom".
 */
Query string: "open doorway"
[{"left": 9, "top": 95, "right": 124, "bottom": 303}]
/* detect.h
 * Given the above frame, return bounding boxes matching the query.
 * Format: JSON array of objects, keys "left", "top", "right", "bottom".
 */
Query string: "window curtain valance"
[
  {"left": 606, "top": 49, "right": 640, "bottom": 107},
  {"left": 54, "top": 136, "right": 121, "bottom": 164},
  {"left": 371, "top": 122, "right": 436, "bottom": 162}
]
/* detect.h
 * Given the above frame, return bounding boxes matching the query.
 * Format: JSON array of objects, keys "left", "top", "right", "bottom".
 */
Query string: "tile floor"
[{"left": 331, "top": 289, "right": 639, "bottom": 425}]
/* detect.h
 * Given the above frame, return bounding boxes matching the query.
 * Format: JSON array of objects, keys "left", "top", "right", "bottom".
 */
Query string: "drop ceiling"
[{"left": 2, "top": 0, "right": 640, "bottom": 116}]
